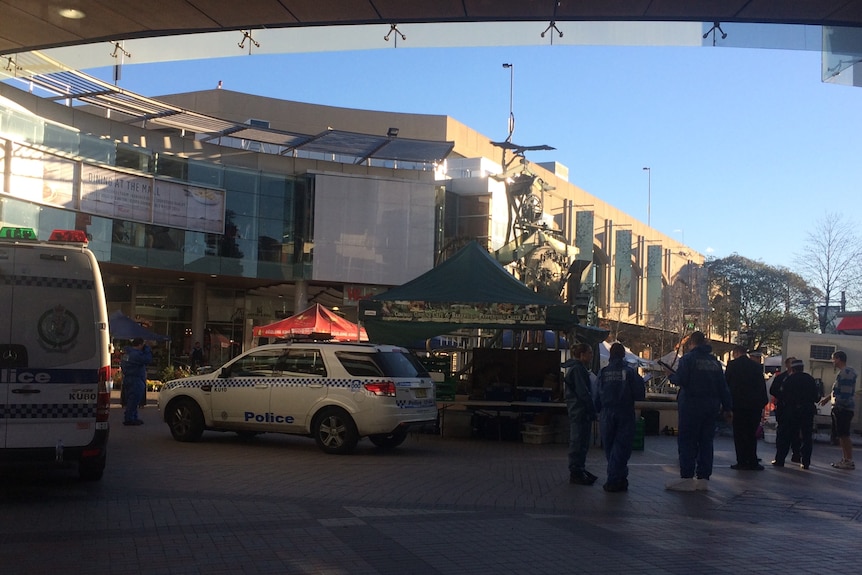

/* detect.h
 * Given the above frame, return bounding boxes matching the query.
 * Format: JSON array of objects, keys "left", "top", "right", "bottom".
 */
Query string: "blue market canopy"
[
  {"left": 108, "top": 310, "right": 171, "bottom": 342},
  {"left": 359, "top": 241, "right": 588, "bottom": 345}
]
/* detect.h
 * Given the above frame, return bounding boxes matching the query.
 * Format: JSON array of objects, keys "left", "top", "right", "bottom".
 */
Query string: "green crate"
[
  {"left": 435, "top": 380, "right": 457, "bottom": 401},
  {"left": 632, "top": 417, "right": 645, "bottom": 451}
]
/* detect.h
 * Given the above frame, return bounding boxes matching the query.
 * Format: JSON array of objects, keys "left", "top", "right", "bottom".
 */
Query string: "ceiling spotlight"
[{"left": 58, "top": 8, "right": 86, "bottom": 19}]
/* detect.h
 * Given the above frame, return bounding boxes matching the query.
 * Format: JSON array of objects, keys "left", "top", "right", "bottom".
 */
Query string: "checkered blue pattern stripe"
[
  {"left": 164, "top": 377, "right": 365, "bottom": 391},
  {"left": 0, "top": 404, "right": 96, "bottom": 419},
  {"left": 0, "top": 275, "right": 95, "bottom": 289}
]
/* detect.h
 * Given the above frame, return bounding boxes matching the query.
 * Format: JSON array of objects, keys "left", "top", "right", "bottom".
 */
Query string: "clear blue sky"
[{"left": 87, "top": 44, "right": 862, "bottom": 269}]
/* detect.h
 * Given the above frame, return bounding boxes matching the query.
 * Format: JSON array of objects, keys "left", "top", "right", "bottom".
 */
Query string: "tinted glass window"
[
  {"left": 275, "top": 349, "right": 327, "bottom": 376},
  {"left": 335, "top": 350, "right": 429, "bottom": 378},
  {"left": 225, "top": 349, "right": 282, "bottom": 377}
]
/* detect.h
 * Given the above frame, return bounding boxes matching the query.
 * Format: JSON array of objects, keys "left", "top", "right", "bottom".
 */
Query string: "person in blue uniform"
[
  {"left": 121, "top": 338, "right": 153, "bottom": 426},
  {"left": 563, "top": 342, "right": 598, "bottom": 485},
  {"left": 594, "top": 342, "right": 646, "bottom": 492},
  {"left": 665, "top": 331, "right": 732, "bottom": 491}
]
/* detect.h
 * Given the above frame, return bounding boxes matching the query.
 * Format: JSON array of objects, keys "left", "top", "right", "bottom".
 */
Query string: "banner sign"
[
  {"left": 80, "top": 163, "right": 225, "bottom": 234},
  {"left": 6, "top": 143, "right": 76, "bottom": 209},
  {"left": 574, "top": 210, "right": 594, "bottom": 261},
  {"left": 614, "top": 229, "right": 632, "bottom": 303},
  {"left": 153, "top": 180, "right": 225, "bottom": 234},
  {"left": 81, "top": 163, "right": 153, "bottom": 221},
  {"left": 376, "top": 301, "right": 547, "bottom": 325},
  {"left": 646, "top": 244, "right": 663, "bottom": 317}
]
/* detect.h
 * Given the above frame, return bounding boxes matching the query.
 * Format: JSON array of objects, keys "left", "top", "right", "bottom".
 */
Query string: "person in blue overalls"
[
  {"left": 595, "top": 342, "right": 646, "bottom": 492},
  {"left": 121, "top": 338, "right": 153, "bottom": 426},
  {"left": 563, "top": 342, "right": 598, "bottom": 486},
  {"left": 665, "top": 331, "right": 732, "bottom": 492}
]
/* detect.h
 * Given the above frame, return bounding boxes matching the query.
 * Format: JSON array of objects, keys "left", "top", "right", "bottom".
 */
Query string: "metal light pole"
[
  {"left": 503, "top": 63, "right": 514, "bottom": 142},
  {"left": 642, "top": 166, "right": 651, "bottom": 227}
]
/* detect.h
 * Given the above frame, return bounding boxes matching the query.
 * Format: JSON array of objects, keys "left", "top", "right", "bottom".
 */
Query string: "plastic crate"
[{"left": 523, "top": 423, "right": 551, "bottom": 434}]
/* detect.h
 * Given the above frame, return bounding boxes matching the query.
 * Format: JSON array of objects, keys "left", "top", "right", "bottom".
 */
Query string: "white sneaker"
[
  {"left": 832, "top": 459, "right": 856, "bottom": 470},
  {"left": 665, "top": 477, "right": 698, "bottom": 491},
  {"left": 694, "top": 478, "right": 709, "bottom": 491}
]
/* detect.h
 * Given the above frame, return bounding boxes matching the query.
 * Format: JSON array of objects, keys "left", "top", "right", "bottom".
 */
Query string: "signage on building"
[
  {"left": 80, "top": 163, "right": 225, "bottom": 234},
  {"left": 377, "top": 301, "right": 547, "bottom": 325}
]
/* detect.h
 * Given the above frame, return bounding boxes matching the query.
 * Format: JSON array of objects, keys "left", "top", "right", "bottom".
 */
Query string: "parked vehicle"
[
  {"left": 158, "top": 341, "right": 437, "bottom": 454},
  {"left": 0, "top": 227, "right": 111, "bottom": 480},
  {"left": 782, "top": 330, "right": 862, "bottom": 434}
]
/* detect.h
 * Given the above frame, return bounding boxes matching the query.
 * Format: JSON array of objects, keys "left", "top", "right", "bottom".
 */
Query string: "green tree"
[
  {"left": 707, "top": 255, "right": 818, "bottom": 352},
  {"left": 794, "top": 212, "right": 862, "bottom": 332}
]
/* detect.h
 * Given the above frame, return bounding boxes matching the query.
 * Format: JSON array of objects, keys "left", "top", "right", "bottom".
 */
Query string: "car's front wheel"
[
  {"left": 312, "top": 407, "right": 359, "bottom": 454},
  {"left": 368, "top": 428, "right": 408, "bottom": 449},
  {"left": 166, "top": 398, "right": 205, "bottom": 442}
]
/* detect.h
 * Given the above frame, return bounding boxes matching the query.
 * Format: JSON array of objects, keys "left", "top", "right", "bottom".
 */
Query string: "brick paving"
[{"left": 1, "top": 397, "right": 861, "bottom": 574}]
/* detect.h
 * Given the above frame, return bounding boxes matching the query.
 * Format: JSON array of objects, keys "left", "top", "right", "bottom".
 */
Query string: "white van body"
[
  {"left": 0, "top": 227, "right": 111, "bottom": 480},
  {"left": 782, "top": 330, "right": 862, "bottom": 435}
]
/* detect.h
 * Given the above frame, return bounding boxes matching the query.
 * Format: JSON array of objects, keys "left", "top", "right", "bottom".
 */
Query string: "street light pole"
[
  {"left": 642, "top": 166, "right": 651, "bottom": 228},
  {"left": 503, "top": 63, "right": 514, "bottom": 142}
]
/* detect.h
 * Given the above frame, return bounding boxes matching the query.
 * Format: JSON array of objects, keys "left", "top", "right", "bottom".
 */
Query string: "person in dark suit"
[
  {"left": 772, "top": 360, "right": 820, "bottom": 469},
  {"left": 726, "top": 346, "right": 769, "bottom": 470}
]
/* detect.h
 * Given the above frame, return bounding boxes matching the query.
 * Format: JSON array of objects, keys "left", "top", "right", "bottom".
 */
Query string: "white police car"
[{"left": 158, "top": 341, "right": 437, "bottom": 454}]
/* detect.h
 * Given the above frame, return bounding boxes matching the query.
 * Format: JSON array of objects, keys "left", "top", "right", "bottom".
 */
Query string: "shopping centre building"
[{"left": 0, "top": 73, "right": 704, "bottom": 371}]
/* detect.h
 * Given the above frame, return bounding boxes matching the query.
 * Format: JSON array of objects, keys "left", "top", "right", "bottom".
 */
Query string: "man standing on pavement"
[
  {"left": 820, "top": 350, "right": 856, "bottom": 470},
  {"left": 726, "top": 346, "right": 769, "bottom": 471},
  {"left": 770, "top": 356, "right": 802, "bottom": 463},
  {"left": 664, "top": 331, "right": 732, "bottom": 491},
  {"left": 121, "top": 338, "right": 153, "bottom": 426},
  {"left": 594, "top": 342, "right": 646, "bottom": 492},
  {"left": 772, "top": 359, "right": 819, "bottom": 469},
  {"left": 563, "top": 342, "right": 598, "bottom": 485}
]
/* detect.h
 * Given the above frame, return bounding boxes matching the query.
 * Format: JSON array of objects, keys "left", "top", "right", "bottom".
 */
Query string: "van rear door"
[{"left": 2, "top": 242, "right": 103, "bottom": 451}]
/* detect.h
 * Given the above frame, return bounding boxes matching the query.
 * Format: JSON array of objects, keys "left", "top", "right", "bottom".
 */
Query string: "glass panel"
[
  {"left": 226, "top": 190, "right": 256, "bottom": 217},
  {"left": 116, "top": 144, "right": 153, "bottom": 173},
  {"left": 78, "top": 133, "right": 115, "bottom": 166}
]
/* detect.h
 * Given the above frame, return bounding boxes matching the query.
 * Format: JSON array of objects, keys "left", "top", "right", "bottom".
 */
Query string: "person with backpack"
[{"left": 594, "top": 342, "right": 646, "bottom": 492}]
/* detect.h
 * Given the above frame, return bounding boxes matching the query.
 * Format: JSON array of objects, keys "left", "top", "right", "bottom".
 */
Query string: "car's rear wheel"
[
  {"left": 166, "top": 398, "right": 205, "bottom": 442},
  {"left": 312, "top": 407, "right": 359, "bottom": 454},
  {"left": 368, "top": 428, "right": 409, "bottom": 449}
]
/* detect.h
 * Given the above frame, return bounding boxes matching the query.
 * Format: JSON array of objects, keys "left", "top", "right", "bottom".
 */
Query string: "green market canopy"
[{"left": 358, "top": 241, "right": 600, "bottom": 346}]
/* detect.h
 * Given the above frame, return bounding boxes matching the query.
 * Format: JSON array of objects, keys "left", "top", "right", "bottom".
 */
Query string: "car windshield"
[{"left": 335, "top": 350, "right": 429, "bottom": 378}]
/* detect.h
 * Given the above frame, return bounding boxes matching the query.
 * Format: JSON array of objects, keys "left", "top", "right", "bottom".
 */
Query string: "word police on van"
[{"left": 0, "top": 227, "right": 112, "bottom": 480}]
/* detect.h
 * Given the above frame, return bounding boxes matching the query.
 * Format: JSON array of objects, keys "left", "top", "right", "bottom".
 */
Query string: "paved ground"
[{"left": 2, "top": 396, "right": 862, "bottom": 574}]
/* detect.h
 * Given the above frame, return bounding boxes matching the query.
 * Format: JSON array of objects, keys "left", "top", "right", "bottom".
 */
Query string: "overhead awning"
[{"left": 10, "top": 52, "right": 454, "bottom": 166}]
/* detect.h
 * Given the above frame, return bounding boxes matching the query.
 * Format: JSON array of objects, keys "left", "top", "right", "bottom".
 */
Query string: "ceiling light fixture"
[{"left": 58, "top": 8, "right": 86, "bottom": 19}]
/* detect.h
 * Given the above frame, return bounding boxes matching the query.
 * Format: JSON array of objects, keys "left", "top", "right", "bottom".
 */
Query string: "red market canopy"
[{"left": 253, "top": 304, "right": 368, "bottom": 342}]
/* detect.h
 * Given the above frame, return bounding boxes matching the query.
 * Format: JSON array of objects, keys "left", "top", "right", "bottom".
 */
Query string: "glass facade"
[{"left": 0, "top": 105, "right": 314, "bottom": 281}]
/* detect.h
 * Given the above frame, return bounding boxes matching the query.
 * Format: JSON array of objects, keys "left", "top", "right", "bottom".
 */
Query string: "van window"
[{"left": 11, "top": 251, "right": 99, "bottom": 368}]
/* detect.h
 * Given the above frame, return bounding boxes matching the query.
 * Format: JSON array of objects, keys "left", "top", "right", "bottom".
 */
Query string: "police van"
[
  {"left": 159, "top": 341, "right": 437, "bottom": 454},
  {"left": 0, "top": 227, "right": 111, "bottom": 480}
]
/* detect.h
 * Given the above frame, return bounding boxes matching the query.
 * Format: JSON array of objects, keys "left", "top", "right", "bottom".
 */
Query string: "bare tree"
[{"left": 794, "top": 212, "right": 862, "bottom": 332}]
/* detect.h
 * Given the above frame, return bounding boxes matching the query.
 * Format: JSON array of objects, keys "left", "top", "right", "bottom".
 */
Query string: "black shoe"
[
  {"left": 801, "top": 463, "right": 810, "bottom": 470},
  {"left": 603, "top": 480, "right": 628, "bottom": 492},
  {"left": 570, "top": 472, "right": 594, "bottom": 486},
  {"left": 771, "top": 460, "right": 784, "bottom": 467},
  {"left": 790, "top": 454, "right": 801, "bottom": 464},
  {"left": 730, "top": 463, "right": 746, "bottom": 470},
  {"left": 584, "top": 470, "right": 598, "bottom": 482},
  {"left": 750, "top": 463, "right": 765, "bottom": 471}
]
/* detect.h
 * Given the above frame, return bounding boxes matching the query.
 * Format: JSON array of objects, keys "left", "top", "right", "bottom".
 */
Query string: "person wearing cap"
[
  {"left": 772, "top": 359, "right": 820, "bottom": 468},
  {"left": 121, "top": 338, "right": 153, "bottom": 426},
  {"left": 726, "top": 346, "right": 769, "bottom": 471},
  {"left": 820, "top": 350, "right": 856, "bottom": 470},
  {"left": 664, "top": 331, "right": 732, "bottom": 491},
  {"left": 769, "top": 356, "right": 803, "bottom": 463}
]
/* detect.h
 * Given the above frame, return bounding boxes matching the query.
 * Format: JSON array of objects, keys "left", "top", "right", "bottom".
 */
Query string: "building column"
[
  {"left": 192, "top": 280, "right": 206, "bottom": 351},
  {"left": 294, "top": 280, "right": 308, "bottom": 313}
]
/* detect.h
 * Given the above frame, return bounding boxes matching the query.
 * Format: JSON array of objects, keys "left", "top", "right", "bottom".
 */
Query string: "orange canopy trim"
[{"left": 252, "top": 304, "right": 368, "bottom": 341}]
